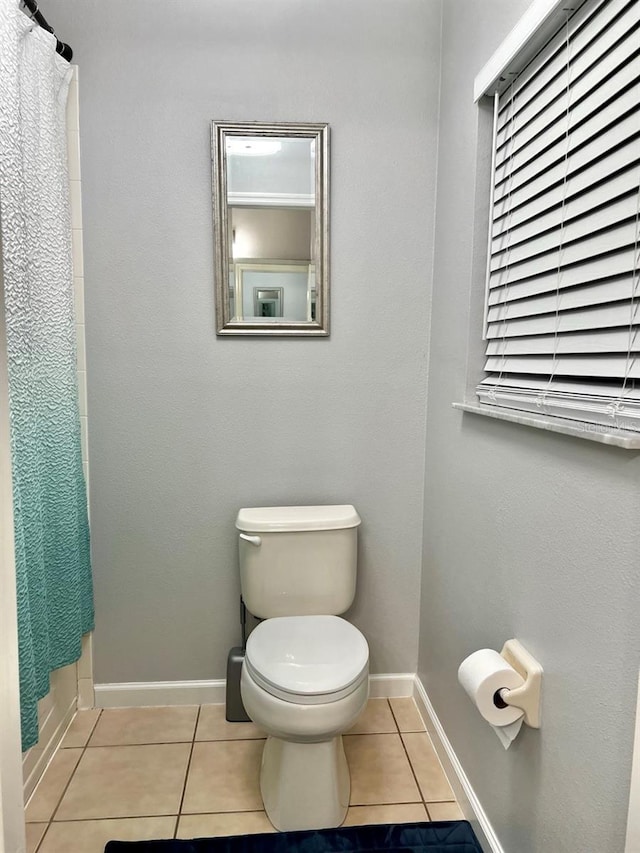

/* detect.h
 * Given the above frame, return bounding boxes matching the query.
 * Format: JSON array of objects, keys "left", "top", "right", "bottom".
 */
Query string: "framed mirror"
[{"left": 211, "top": 121, "right": 329, "bottom": 336}]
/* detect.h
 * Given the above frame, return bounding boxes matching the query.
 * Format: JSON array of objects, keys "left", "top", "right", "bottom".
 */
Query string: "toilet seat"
[{"left": 245, "top": 615, "right": 369, "bottom": 705}]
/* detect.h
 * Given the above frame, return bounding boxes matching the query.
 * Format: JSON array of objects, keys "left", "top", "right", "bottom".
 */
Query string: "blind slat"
[
  {"left": 494, "top": 104, "right": 640, "bottom": 201},
  {"left": 483, "top": 354, "right": 640, "bottom": 379},
  {"left": 488, "top": 251, "right": 638, "bottom": 304},
  {"left": 479, "top": 374, "right": 640, "bottom": 399},
  {"left": 490, "top": 222, "right": 637, "bottom": 286},
  {"left": 495, "top": 30, "right": 640, "bottom": 161},
  {"left": 491, "top": 192, "right": 639, "bottom": 269},
  {"left": 486, "top": 327, "right": 640, "bottom": 355},
  {"left": 487, "top": 277, "right": 639, "bottom": 321},
  {"left": 492, "top": 166, "right": 639, "bottom": 247},
  {"left": 493, "top": 139, "right": 640, "bottom": 229},
  {"left": 477, "top": 382, "right": 640, "bottom": 432},
  {"left": 496, "top": 0, "right": 624, "bottom": 126},
  {"left": 487, "top": 300, "right": 640, "bottom": 337},
  {"left": 497, "top": 0, "right": 640, "bottom": 147}
]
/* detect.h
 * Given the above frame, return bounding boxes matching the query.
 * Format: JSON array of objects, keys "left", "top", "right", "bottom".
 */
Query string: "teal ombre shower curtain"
[{"left": 0, "top": 0, "right": 93, "bottom": 750}]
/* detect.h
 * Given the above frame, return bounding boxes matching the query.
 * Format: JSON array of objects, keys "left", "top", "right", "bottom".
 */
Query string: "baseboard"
[
  {"left": 94, "top": 679, "right": 227, "bottom": 708},
  {"left": 22, "top": 695, "right": 77, "bottom": 802},
  {"left": 413, "top": 676, "right": 504, "bottom": 853},
  {"left": 94, "top": 673, "right": 415, "bottom": 709},
  {"left": 368, "top": 673, "right": 415, "bottom": 698}
]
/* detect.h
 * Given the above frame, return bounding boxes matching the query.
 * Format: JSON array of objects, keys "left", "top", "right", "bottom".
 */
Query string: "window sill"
[{"left": 452, "top": 402, "right": 640, "bottom": 450}]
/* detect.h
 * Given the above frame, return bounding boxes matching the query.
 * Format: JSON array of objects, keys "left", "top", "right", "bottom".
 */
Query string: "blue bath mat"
[{"left": 104, "top": 821, "right": 483, "bottom": 853}]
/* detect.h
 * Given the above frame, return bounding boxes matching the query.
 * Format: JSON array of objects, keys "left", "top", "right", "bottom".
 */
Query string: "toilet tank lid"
[{"left": 236, "top": 505, "right": 361, "bottom": 532}]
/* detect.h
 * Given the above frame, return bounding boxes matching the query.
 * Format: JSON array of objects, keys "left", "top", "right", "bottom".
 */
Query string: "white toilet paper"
[{"left": 458, "top": 649, "right": 525, "bottom": 749}]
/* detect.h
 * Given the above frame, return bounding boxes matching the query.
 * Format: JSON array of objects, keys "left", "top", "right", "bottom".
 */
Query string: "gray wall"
[
  {"left": 54, "top": 0, "right": 442, "bottom": 683},
  {"left": 420, "top": 2, "right": 640, "bottom": 852}
]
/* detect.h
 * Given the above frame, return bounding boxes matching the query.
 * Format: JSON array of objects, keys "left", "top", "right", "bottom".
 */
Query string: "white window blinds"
[{"left": 478, "top": 0, "right": 640, "bottom": 433}]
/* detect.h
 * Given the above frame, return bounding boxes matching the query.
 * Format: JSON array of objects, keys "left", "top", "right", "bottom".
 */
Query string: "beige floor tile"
[
  {"left": 401, "top": 733, "right": 454, "bottom": 802},
  {"left": 55, "top": 743, "right": 191, "bottom": 820},
  {"left": 344, "top": 734, "right": 420, "bottom": 806},
  {"left": 182, "top": 740, "right": 263, "bottom": 814},
  {"left": 38, "top": 817, "right": 175, "bottom": 853},
  {"left": 61, "top": 709, "right": 101, "bottom": 748},
  {"left": 25, "top": 748, "right": 83, "bottom": 822},
  {"left": 389, "top": 698, "right": 426, "bottom": 732},
  {"left": 343, "top": 803, "right": 428, "bottom": 826},
  {"left": 88, "top": 706, "right": 198, "bottom": 746},
  {"left": 195, "top": 705, "right": 264, "bottom": 741},
  {"left": 427, "top": 801, "right": 464, "bottom": 821},
  {"left": 177, "top": 811, "right": 275, "bottom": 838},
  {"left": 25, "top": 822, "right": 47, "bottom": 853},
  {"left": 348, "top": 699, "right": 397, "bottom": 734}
]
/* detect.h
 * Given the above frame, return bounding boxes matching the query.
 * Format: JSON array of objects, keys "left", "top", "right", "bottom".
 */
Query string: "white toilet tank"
[{"left": 236, "top": 505, "right": 361, "bottom": 619}]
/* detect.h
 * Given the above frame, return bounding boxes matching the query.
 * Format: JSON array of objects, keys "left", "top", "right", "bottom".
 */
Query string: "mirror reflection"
[{"left": 212, "top": 122, "right": 329, "bottom": 335}]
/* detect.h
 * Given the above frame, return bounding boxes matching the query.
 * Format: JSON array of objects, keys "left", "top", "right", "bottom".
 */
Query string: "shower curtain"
[{"left": 0, "top": 0, "right": 94, "bottom": 751}]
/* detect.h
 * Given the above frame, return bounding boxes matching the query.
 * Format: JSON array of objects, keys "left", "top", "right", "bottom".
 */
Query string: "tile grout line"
[
  {"left": 388, "top": 701, "right": 459, "bottom": 813},
  {"left": 348, "top": 801, "right": 437, "bottom": 808},
  {"left": 399, "top": 737, "right": 458, "bottom": 811},
  {"left": 400, "top": 726, "right": 461, "bottom": 805},
  {"left": 50, "top": 709, "right": 103, "bottom": 819},
  {"left": 37, "top": 800, "right": 439, "bottom": 825},
  {"left": 388, "top": 700, "right": 431, "bottom": 820},
  {"left": 174, "top": 705, "right": 202, "bottom": 838},
  {"left": 80, "top": 732, "right": 266, "bottom": 749},
  {"left": 32, "top": 707, "right": 103, "bottom": 852},
  {"left": 31, "top": 813, "right": 191, "bottom": 824},
  {"left": 347, "top": 701, "right": 426, "bottom": 815}
]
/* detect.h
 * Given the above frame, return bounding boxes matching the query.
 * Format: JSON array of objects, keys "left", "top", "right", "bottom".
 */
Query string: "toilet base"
[{"left": 260, "top": 734, "right": 350, "bottom": 831}]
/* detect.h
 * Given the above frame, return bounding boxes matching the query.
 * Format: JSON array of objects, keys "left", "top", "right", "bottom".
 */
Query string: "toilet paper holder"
[{"left": 496, "top": 639, "right": 543, "bottom": 729}]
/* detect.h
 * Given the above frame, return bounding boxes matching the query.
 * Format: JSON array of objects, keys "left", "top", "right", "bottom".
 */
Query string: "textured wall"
[
  {"left": 420, "top": 2, "right": 640, "bottom": 852},
  {"left": 52, "top": 0, "right": 442, "bottom": 683}
]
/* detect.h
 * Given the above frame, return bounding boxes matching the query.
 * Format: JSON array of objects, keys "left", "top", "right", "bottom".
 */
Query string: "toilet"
[{"left": 237, "top": 505, "right": 369, "bottom": 832}]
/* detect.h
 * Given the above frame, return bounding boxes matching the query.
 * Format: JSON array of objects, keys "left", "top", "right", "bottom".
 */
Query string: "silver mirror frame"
[{"left": 211, "top": 120, "right": 330, "bottom": 336}]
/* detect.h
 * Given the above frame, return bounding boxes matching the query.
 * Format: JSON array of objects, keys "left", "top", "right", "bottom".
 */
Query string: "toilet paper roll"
[{"left": 458, "top": 648, "right": 525, "bottom": 727}]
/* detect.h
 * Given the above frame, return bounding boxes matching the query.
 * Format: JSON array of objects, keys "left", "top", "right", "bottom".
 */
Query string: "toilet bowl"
[{"left": 241, "top": 614, "right": 369, "bottom": 831}]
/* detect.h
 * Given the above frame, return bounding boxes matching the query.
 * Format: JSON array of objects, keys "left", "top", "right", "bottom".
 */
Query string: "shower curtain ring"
[{"left": 28, "top": 2, "right": 39, "bottom": 20}]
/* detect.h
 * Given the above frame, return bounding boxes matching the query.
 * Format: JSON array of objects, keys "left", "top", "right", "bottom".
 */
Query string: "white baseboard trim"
[
  {"left": 369, "top": 673, "right": 415, "bottom": 698},
  {"left": 22, "top": 696, "right": 77, "bottom": 802},
  {"left": 94, "top": 679, "right": 227, "bottom": 708},
  {"left": 625, "top": 669, "right": 640, "bottom": 853},
  {"left": 413, "top": 676, "right": 503, "bottom": 853},
  {"left": 94, "top": 673, "right": 416, "bottom": 709}
]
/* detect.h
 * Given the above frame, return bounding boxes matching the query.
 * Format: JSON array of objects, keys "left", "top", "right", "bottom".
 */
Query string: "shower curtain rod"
[{"left": 22, "top": 0, "right": 73, "bottom": 61}]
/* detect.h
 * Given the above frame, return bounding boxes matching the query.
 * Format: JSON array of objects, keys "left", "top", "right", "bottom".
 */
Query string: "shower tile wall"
[{"left": 22, "top": 65, "right": 94, "bottom": 801}]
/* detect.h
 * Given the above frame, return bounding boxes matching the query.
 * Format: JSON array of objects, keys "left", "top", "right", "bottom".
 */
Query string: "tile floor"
[{"left": 24, "top": 697, "right": 463, "bottom": 853}]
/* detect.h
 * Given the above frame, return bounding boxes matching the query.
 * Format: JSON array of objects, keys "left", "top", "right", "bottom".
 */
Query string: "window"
[{"left": 476, "top": 0, "right": 640, "bottom": 436}]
